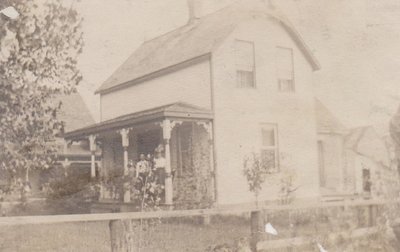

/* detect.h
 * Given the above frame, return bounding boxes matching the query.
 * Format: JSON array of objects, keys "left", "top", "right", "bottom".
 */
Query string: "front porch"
[{"left": 64, "top": 103, "right": 215, "bottom": 210}]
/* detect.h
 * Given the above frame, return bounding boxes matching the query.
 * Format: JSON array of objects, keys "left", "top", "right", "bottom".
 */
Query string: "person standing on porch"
[
  {"left": 136, "top": 153, "right": 150, "bottom": 182},
  {"left": 153, "top": 144, "right": 166, "bottom": 185}
]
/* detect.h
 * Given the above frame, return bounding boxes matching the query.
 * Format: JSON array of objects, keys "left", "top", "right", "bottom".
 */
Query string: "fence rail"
[
  {"left": 1, "top": 199, "right": 398, "bottom": 251},
  {"left": 256, "top": 226, "right": 380, "bottom": 250},
  {"left": 0, "top": 199, "right": 390, "bottom": 226}
]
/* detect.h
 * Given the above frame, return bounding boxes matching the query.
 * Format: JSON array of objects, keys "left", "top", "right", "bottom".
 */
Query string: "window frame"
[
  {"left": 276, "top": 46, "right": 295, "bottom": 93},
  {"left": 235, "top": 39, "right": 256, "bottom": 89},
  {"left": 259, "top": 123, "right": 280, "bottom": 173},
  {"left": 317, "top": 140, "right": 326, "bottom": 187}
]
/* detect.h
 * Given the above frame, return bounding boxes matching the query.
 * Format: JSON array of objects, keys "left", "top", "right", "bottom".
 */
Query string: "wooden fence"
[{"left": 0, "top": 199, "right": 396, "bottom": 251}]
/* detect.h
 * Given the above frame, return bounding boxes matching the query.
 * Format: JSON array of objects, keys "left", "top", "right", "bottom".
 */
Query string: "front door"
[{"left": 137, "top": 129, "right": 161, "bottom": 157}]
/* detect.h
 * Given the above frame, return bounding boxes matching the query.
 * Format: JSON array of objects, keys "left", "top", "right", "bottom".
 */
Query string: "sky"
[{"left": 75, "top": 0, "right": 400, "bottom": 135}]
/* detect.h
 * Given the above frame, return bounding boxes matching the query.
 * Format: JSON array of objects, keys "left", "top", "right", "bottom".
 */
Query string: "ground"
[
  {"left": 2, "top": 201, "right": 400, "bottom": 251},
  {"left": 0, "top": 216, "right": 250, "bottom": 252}
]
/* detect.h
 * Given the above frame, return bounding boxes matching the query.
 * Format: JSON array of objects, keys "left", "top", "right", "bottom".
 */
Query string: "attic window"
[
  {"left": 276, "top": 47, "right": 295, "bottom": 92},
  {"left": 235, "top": 40, "right": 255, "bottom": 88}
]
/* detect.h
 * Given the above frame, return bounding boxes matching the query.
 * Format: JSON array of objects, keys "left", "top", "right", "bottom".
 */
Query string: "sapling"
[{"left": 243, "top": 152, "right": 274, "bottom": 207}]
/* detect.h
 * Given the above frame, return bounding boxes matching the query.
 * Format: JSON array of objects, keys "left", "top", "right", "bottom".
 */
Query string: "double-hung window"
[
  {"left": 260, "top": 123, "right": 279, "bottom": 173},
  {"left": 276, "top": 47, "right": 295, "bottom": 92},
  {"left": 235, "top": 40, "right": 256, "bottom": 88}
]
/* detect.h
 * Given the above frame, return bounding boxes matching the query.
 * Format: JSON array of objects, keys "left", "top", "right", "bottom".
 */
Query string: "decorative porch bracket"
[
  {"left": 118, "top": 128, "right": 132, "bottom": 203},
  {"left": 162, "top": 119, "right": 182, "bottom": 206},
  {"left": 196, "top": 121, "right": 213, "bottom": 139}
]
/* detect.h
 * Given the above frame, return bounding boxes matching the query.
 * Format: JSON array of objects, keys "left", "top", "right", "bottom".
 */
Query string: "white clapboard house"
[{"left": 64, "top": 0, "right": 325, "bottom": 208}]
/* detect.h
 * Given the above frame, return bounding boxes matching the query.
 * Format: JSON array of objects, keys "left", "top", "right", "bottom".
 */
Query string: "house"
[
  {"left": 382, "top": 135, "right": 400, "bottom": 199},
  {"left": 315, "top": 100, "right": 400, "bottom": 201},
  {"left": 344, "top": 126, "right": 399, "bottom": 199},
  {"left": 315, "top": 99, "right": 348, "bottom": 197},
  {"left": 29, "top": 93, "right": 101, "bottom": 193},
  {"left": 64, "top": 0, "right": 323, "bottom": 208},
  {"left": 55, "top": 93, "right": 101, "bottom": 178}
]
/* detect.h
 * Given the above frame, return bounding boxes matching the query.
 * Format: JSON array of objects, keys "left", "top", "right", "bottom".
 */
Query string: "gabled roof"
[
  {"left": 64, "top": 102, "right": 213, "bottom": 140},
  {"left": 315, "top": 99, "right": 347, "bottom": 134},
  {"left": 56, "top": 93, "right": 95, "bottom": 132},
  {"left": 344, "top": 126, "right": 368, "bottom": 150},
  {"left": 345, "top": 126, "right": 390, "bottom": 166},
  {"left": 96, "top": 1, "right": 320, "bottom": 94}
]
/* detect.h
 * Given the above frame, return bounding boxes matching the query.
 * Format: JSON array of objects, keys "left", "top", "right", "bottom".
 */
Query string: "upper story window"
[
  {"left": 276, "top": 47, "right": 295, "bottom": 92},
  {"left": 260, "top": 123, "right": 279, "bottom": 173},
  {"left": 235, "top": 40, "right": 255, "bottom": 88}
]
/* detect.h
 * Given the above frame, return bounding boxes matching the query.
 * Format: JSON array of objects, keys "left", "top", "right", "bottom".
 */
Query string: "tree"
[
  {"left": 390, "top": 104, "right": 400, "bottom": 174},
  {"left": 0, "top": 0, "right": 83, "bottom": 187},
  {"left": 243, "top": 152, "right": 275, "bottom": 207}
]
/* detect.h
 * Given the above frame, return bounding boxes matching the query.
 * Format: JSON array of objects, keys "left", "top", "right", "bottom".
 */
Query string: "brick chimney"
[
  {"left": 187, "top": 0, "right": 202, "bottom": 24},
  {"left": 186, "top": 0, "right": 275, "bottom": 24}
]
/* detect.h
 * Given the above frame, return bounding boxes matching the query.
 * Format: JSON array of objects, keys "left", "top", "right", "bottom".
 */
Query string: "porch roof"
[{"left": 63, "top": 102, "right": 213, "bottom": 140}]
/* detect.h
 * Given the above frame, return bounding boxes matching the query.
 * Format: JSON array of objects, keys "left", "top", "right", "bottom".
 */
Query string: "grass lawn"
[{"left": 0, "top": 216, "right": 250, "bottom": 252}]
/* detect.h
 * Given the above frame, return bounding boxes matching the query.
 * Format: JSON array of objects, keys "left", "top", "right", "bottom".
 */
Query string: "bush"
[{"left": 47, "top": 172, "right": 99, "bottom": 201}]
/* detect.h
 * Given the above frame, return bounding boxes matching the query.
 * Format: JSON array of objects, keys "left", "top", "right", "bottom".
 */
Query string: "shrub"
[{"left": 47, "top": 172, "right": 98, "bottom": 201}]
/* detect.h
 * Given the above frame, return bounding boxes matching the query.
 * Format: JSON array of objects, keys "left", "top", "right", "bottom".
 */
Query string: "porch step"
[{"left": 90, "top": 202, "right": 122, "bottom": 213}]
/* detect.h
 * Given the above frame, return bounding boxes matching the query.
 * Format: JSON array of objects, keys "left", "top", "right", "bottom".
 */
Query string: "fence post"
[
  {"left": 251, "top": 210, "right": 264, "bottom": 251},
  {"left": 109, "top": 219, "right": 126, "bottom": 252},
  {"left": 368, "top": 204, "right": 376, "bottom": 226},
  {"left": 109, "top": 219, "right": 138, "bottom": 252}
]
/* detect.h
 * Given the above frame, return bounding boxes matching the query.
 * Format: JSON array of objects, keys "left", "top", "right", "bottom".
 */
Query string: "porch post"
[
  {"left": 162, "top": 119, "right": 173, "bottom": 206},
  {"left": 89, "top": 135, "right": 97, "bottom": 178},
  {"left": 120, "top": 128, "right": 130, "bottom": 203},
  {"left": 63, "top": 140, "right": 71, "bottom": 177},
  {"left": 62, "top": 157, "right": 70, "bottom": 177},
  {"left": 207, "top": 123, "right": 216, "bottom": 202}
]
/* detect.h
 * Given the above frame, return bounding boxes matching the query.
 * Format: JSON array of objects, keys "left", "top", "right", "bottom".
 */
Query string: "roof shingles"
[
  {"left": 96, "top": 1, "right": 320, "bottom": 94},
  {"left": 315, "top": 99, "right": 347, "bottom": 134}
]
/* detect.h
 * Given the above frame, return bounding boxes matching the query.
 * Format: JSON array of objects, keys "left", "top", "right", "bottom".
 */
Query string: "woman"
[
  {"left": 153, "top": 145, "right": 166, "bottom": 185},
  {"left": 136, "top": 153, "right": 150, "bottom": 181}
]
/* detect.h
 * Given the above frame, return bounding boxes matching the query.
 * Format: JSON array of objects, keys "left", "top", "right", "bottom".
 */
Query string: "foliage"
[
  {"left": 100, "top": 169, "right": 124, "bottom": 201},
  {"left": 243, "top": 151, "right": 299, "bottom": 206},
  {"left": 129, "top": 173, "right": 165, "bottom": 210},
  {"left": 278, "top": 167, "right": 298, "bottom": 204},
  {"left": 174, "top": 130, "right": 214, "bottom": 209},
  {"left": 242, "top": 152, "right": 274, "bottom": 205},
  {"left": 174, "top": 171, "right": 213, "bottom": 209},
  {"left": 390, "top": 105, "right": 400, "bottom": 147},
  {"left": 47, "top": 172, "right": 99, "bottom": 201},
  {"left": 98, "top": 168, "right": 165, "bottom": 210},
  {"left": 390, "top": 104, "right": 400, "bottom": 177},
  {"left": 0, "top": 0, "right": 83, "bottom": 187},
  {"left": 206, "top": 237, "right": 251, "bottom": 252}
]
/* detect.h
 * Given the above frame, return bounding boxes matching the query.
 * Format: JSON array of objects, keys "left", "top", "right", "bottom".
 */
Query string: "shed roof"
[
  {"left": 344, "top": 126, "right": 369, "bottom": 150},
  {"left": 96, "top": 1, "right": 320, "bottom": 94},
  {"left": 64, "top": 102, "right": 213, "bottom": 140},
  {"left": 345, "top": 126, "right": 390, "bottom": 166}
]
